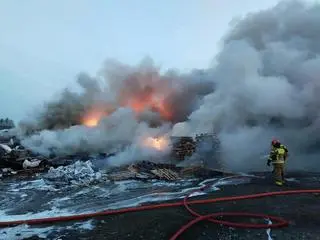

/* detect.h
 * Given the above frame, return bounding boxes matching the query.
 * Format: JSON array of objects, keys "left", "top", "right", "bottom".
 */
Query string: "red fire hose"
[{"left": 0, "top": 181, "right": 319, "bottom": 240}]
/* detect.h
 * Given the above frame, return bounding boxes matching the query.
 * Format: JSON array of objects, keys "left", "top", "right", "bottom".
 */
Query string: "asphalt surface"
[{"left": 15, "top": 171, "right": 320, "bottom": 239}]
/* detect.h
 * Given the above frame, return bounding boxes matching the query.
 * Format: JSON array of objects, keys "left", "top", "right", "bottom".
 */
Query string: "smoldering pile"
[
  {"left": 0, "top": 128, "right": 226, "bottom": 182},
  {"left": 15, "top": 0, "right": 320, "bottom": 172}
]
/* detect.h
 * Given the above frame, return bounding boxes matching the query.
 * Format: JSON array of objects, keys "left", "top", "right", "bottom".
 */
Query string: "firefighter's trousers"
[{"left": 272, "top": 163, "right": 285, "bottom": 186}]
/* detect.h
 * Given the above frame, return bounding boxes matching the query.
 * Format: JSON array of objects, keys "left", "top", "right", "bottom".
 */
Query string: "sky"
[{"left": 0, "top": 0, "right": 283, "bottom": 122}]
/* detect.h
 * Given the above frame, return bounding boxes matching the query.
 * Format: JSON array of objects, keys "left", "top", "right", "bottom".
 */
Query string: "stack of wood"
[
  {"left": 151, "top": 168, "right": 180, "bottom": 180},
  {"left": 106, "top": 160, "right": 237, "bottom": 182},
  {"left": 170, "top": 136, "right": 196, "bottom": 161},
  {"left": 107, "top": 160, "right": 182, "bottom": 181}
]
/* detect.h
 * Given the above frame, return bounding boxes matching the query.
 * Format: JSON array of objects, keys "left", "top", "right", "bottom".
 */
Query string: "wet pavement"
[
  {"left": 1, "top": 171, "right": 320, "bottom": 240},
  {"left": 73, "top": 171, "right": 320, "bottom": 240}
]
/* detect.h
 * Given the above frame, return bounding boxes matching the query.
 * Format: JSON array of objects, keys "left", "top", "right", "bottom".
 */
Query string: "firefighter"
[
  {"left": 271, "top": 139, "right": 288, "bottom": 159},
  {"left": 267, "top": 139, "right": 288, "bottom": 186}
]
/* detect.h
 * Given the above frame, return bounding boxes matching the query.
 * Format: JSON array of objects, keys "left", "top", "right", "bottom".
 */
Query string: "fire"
[
  {"left": 81, "top": 80, "right": 174, "bottom": 127},
  {"left": 143, "top": 136, "right": 169, "bottom": 151},
  {"left": 119, "top": 85, "right": 172, "bottom": 121},
  {"left": 127, "top": 96, "right": 171, "bottom": 120},
  {"left": 152, "top": 100, "right": 172, "bottom": 120},
  {"left": 84, "top": 117, "right": 99, "bottom": 127},
  {"left": 82, "top": 110, "right": 105, "bottom": 127}
]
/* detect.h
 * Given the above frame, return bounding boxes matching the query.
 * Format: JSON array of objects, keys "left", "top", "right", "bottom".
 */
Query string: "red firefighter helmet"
[{"left": 271, "top": 139, "right": 280, "bottom": 146}]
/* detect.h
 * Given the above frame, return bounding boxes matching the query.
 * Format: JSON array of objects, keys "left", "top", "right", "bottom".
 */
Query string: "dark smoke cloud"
[{"left": 19, "top": 0, "right": 320, "bottom": 171}]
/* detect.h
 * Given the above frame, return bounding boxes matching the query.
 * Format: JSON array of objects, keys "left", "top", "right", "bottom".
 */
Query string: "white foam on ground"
[
  {"left": 0, "top": 206, "right": 74, "bottom": 222},
  {"left": 285, "top": 178, "right": 299, "bottom": 182},
  {"left": 45, "top": 161, "right": 104, "bottom": 186},
  {"left": 0, "top": 220, "right": 95, "bottom": 240},
  {"left": 106, "top": 176, "right": 249, "bottom": 210},
  {"left": 0, "top": 170, "right": 250, "bottom": 239},
  {"left": 2, "top": 178, "right": 233, "bottom": 222},
  {"left": 188, "top": 191, "right": 207, "bottom": 197},
  {"left": 265, "top": 219, "right": 273, "bottom": 240},
  {"left": 0, "top": 207, "right": 95, "bottom": 239},
  {"left": 8, "top": 179, "right": 57, "bottom": 192},
  {"left": 115, "top": 180, "right": 141, "bottom": 191},
  {"left": 0, "top": 224, "right": 54, "bottom": 240},
  {"left": 151, "top": 179, "right": 195, "bottom": 187},
  {"left": 67, "top": 220, "right": 95, "bottom": 231}
]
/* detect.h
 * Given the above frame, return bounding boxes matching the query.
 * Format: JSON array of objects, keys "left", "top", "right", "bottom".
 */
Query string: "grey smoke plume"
[
  {"left": 20, "top": 0, "right": 320, "bottom": 170},
  {"left": 174, "top": 0, "right": 320, "bottom": 171},
  {"left": 19, "top": 58, "right": 213, "bottom": 133}
]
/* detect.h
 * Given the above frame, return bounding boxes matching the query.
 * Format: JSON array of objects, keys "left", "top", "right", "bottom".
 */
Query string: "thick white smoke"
[
  {"left": 21, "top": 108, "right": 172, "bottom": 164},
  {"left": 174, "top": 0, "right": 320, "bottom": 171},
  {"left": 19, "top": 0, "right": 320, "bottom": 171}
]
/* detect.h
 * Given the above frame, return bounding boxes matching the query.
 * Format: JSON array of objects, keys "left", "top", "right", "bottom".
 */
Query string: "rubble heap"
[
  {"left": 0, "top": 131, "right": 101, "bottom": 179},
  {"left": 0, "top": 141, "right": 49, "bottom": 178},
  {"left": 0, "top": 128, "right": 46, "bottom": 178},
  {"left": 0, "top": 129, "right": 226, "bottom": 182}
]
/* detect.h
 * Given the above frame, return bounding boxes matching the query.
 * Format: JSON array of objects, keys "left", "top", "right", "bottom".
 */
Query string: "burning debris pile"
[
  {"left": 0, "top": 124, "right": 223, "bottom": 181},
  {"left": 17, "top": 57, "right": 215, "bottom": 163}
]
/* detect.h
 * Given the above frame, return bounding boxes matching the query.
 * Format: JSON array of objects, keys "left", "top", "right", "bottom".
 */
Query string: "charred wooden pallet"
[
  {"left": 107, "top": 160, "right": 183, "bottom": 182},
  {"left": 150, "top": 168, "right": 180, "bottom": 181},
  {"left": 170, "top": 136, "right": 197, "bottom": 161}
]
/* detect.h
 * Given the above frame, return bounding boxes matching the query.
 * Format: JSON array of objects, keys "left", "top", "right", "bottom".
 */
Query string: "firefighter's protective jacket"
[{"left": 268, "top": 144, "right": 288, "bottom": 164}]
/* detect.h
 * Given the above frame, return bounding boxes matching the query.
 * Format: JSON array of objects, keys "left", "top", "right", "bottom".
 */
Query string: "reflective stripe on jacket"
[
  {"left": 271, "top": 144, "right": 288, "bottom": 153},
  {"left": 269, "top": 147, "right": 286, "bottom": 164}
]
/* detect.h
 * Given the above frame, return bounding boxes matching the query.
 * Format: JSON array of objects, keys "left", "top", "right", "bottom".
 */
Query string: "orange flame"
[
  {"left": 84, "top": 117, "right": 99, "bottom": 127},
  {"left": 143, "top": 136, "right": 169, "bottom": 151},
  {"left": 82, "top": 110, "right": 105, "bottom": 127},
  {"left": 127, "top": 96, "right": 171, "bottom": 120},
  {"left": 82, "top": 80, "right": 174, "bottom": 126},
  {"left": 118, "top": 84, "right": 172, "bottom": 121}
]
